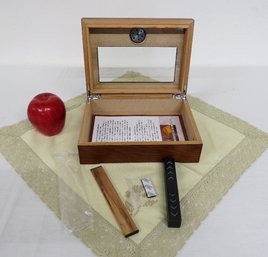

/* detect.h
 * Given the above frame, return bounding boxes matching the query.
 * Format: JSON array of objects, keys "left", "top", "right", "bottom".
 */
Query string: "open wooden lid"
[{"left": 81, "top": 18, "right": 194, "bottom": 95}]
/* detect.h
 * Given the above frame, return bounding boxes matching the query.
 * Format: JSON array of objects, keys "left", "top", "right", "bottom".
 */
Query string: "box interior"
[{"left": 78, "top": 98, "right": 201, "bottom": 145}]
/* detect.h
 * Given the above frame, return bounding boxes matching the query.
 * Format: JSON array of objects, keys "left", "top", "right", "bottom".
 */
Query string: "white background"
[
  {"left": 1, "top": 0, "right": 268, "bottom": 67},
  {"left": 0, "top": 1, "right": 268, "bottom": 257}
]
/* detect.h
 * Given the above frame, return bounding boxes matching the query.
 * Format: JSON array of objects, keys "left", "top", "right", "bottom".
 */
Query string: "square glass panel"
[{"left": 97, "top": 47, "right": 177, "bottom": 82}]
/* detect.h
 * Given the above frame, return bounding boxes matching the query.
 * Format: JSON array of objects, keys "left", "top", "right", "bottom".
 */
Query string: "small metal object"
[
  {"left": 129, "top": 28, "right": 146, "bottom": 43},
  {"left": 87, "top": 91, "right": 101, "bottom": 101},
  {"left": 172, "top": 91, "right": 187, "bottom": 101},
  {"left": 141, "top": 178, "right": 157, "bottom": 198}
]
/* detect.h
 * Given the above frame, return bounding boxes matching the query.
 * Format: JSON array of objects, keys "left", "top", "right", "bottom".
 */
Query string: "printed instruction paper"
[{"left": 92, "top": 116, "right": 185, "bottom": 142}]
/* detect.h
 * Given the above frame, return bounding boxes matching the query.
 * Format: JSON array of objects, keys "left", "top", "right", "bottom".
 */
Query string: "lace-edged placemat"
[{"left": 0, "top": 94, "right": 267, "bottom": 257}]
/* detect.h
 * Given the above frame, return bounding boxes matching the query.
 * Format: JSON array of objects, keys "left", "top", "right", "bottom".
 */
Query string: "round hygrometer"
[{"left": 129, "top": 28, "right": 146, "bottom": 43}]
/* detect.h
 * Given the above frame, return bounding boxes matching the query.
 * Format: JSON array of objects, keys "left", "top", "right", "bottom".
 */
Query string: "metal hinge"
[
  {"left": 87, "top": 91, "right": 101, "bottom": 101},
  {"left": 172, "top": 91, "right": 187, "bottom": 101}
]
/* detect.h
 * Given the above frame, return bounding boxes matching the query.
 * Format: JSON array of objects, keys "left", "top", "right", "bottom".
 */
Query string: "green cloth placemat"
[{"left": 0, "top": 94, "right": 267, "bottom": 257}]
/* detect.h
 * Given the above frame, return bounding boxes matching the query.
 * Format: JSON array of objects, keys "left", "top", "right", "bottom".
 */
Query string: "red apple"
[{"left": 27, "top": 93, "right": 66, "bottom": 136}]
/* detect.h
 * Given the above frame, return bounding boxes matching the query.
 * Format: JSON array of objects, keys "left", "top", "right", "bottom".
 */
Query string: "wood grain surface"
[{"left": 91, "top": 166, "right": 139, "bottom": 237}]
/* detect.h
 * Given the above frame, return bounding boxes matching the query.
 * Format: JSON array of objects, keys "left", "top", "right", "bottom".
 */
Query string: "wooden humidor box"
[{"left": 78, "top": 18, "right": 202, "bottom": 164}]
